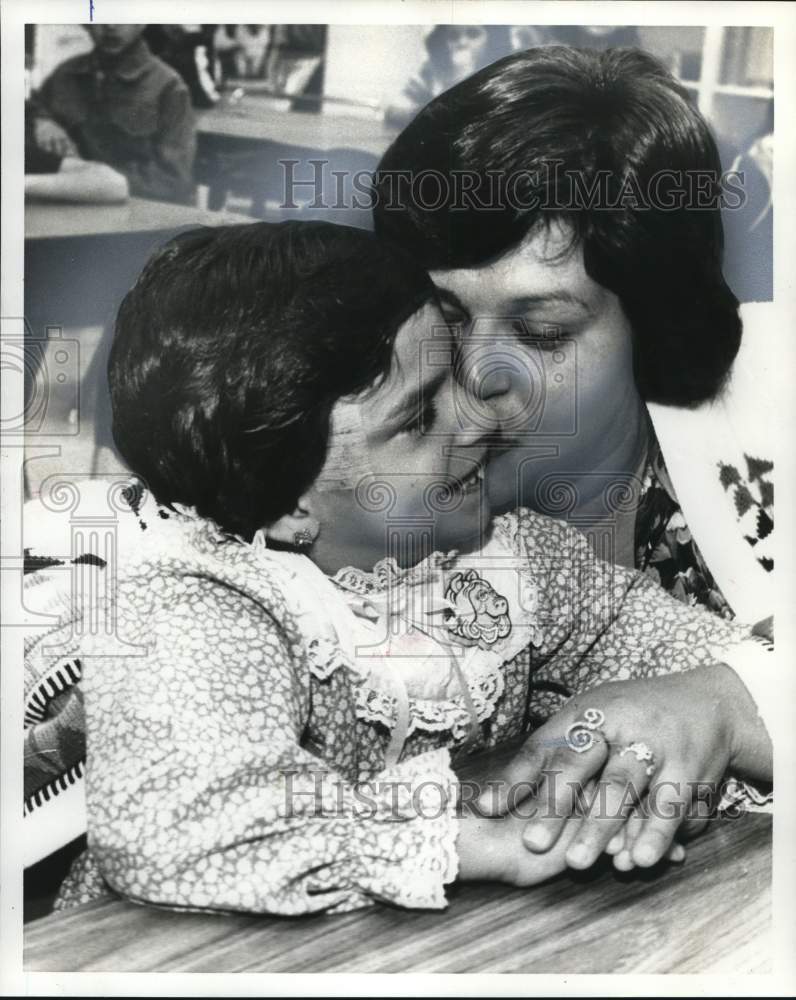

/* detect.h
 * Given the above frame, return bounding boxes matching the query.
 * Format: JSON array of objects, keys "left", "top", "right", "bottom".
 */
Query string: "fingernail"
[
  {"left": 633, "top": 843, "right": 657, "bottom": 867},
  {"left": 606, "top": 834, "right": 623, "bottom": 855},
  {"left": 566, "top": 843, "right": 590, "bottom": 868},
  {"left": 669, "top": 843, "right": 686, "bottom": 863},
  {"left": 523, "top": 826, "right": 551, "bottom": 851},
  {"left": 614, "top": 850, "right": 634, "bottom": 872}
]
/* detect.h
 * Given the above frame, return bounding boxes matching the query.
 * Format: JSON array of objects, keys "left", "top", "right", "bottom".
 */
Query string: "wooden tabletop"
[
  {"left": 25, "top": 198, "right": 251, "bottom": 241},
  {"left": 197, "top": 96, "right": 398, "bottom": 158},
  {"left": 24, "top": 812, "right": 771, "bottom": 974}
]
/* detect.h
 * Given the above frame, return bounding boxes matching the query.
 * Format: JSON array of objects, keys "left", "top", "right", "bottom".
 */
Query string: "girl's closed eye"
[{"left": 403, "top": 398, "right": 438, "bottom": 436}]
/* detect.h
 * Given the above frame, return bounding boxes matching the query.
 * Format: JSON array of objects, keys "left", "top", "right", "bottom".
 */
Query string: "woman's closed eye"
[{"left": 511, "top": 318, "right": 570, "bottom": 348}]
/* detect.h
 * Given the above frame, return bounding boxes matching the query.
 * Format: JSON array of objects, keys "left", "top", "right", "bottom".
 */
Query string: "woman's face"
[
  {"left": 309, "top": 301, "right": 499, "bottom": 569},
  {"left": 429, "top": 220, "right": 643, "bottom": 513}
]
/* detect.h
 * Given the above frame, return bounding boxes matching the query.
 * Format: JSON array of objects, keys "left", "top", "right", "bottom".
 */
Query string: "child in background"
[
  {"left": 24, "top": 101, "right": 129, "bottom": 204},
  {"left": 29, "top": 24, "right": 196, "bottom": 204},
  {"left": 26, "top": 221, "right": 771, "bottom": 916}
]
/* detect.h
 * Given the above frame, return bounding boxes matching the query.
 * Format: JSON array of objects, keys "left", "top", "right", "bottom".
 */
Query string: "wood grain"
[{"left": 24, "top": 813, "right": 770, "bottom": 974}]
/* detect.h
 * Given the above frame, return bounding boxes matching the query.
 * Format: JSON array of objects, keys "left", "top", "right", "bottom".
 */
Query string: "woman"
[
  {"left": 24, "top": 221, "right": 771, "bottom": 915},
  {"left": 373, "top": 45, "right": 775, "bottom": 625}
]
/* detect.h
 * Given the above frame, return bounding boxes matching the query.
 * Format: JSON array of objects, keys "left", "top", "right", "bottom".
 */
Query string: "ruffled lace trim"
[
  {"left": 353, "top": 747, "right": 459, "bottom": 909},
  {"left": 313, "top": 516, "right": 541, "bottom": 743},
  {"left": 353, "top": 664, "right": 506, "bottom": 742},
  {"left": 331, "top": 550, "right": 458, "bottom": 596}
]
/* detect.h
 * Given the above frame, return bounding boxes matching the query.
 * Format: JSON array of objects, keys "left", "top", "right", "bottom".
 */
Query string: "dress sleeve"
[
  {"left": 85, "top": 577, "right": 459, "bottom": 916},
  {"left": 514, "top": 510, "right": 748, "bottom": 697}
]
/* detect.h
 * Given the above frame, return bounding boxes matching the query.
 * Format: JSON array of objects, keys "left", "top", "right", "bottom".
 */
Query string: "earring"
[{"left": 293, "top": 528, "right": 314, "bottom": 549}]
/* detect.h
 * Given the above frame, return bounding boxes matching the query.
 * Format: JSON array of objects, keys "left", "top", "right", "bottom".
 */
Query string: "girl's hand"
[
  {"left": 457, "top": 789, "right": 687, "bottom": 886},
  {"left": 476, "top": 663, "right": 772, "bottom": 873},
  {"left": 457, "top": 808, "right": 585, "bottom": 887}
]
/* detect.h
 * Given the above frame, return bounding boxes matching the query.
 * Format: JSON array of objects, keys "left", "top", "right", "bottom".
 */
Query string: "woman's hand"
[{"left": 476, "top": 663, "right": 772, "bottom": 873}]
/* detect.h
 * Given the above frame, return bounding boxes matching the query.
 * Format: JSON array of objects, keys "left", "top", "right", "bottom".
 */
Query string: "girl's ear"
[{"left": 265, "top": 494, "right": 320, "bottom": 548}]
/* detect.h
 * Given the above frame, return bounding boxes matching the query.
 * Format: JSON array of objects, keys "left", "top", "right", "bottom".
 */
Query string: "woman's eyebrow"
[{"left": 508, "top": 291, "right": 593, "bottom": 313}]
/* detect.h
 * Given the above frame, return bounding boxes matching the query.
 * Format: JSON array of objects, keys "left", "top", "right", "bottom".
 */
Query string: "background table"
[
  {"left": 195, "top": 97, "right": 394, "bottom": 223},
  {"left": 24, "top": 813, "right": 771, "bottom": 974},
  {"left": 197, "top": 97, "right": 397, "bottom": 159},
  {"left": 25, "top": 198, "right": 250, "bottom": 241}
]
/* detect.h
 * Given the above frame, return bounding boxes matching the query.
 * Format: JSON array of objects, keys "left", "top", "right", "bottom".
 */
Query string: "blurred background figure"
[
  {"left": 385, "top": 25, "right": 510, "bottom": 127},
  {"left": 720, "top": 102, "right": 773, "bottom": 303},
  {"left": 143, "top": 25, "right": 220, "bottom": 108},
  {"left": 543, "top": 25, "right": 642, "bottom": 49},
  {"left": 262, "top": 25, "right": 327, "bottom": 111},
  {"left": 28, "top": 23, "right": 196, "bottom": 205},
  {"left": 233, "top": 24, "right": 270, "bottom": 77},
  {"left": 212, "top": 25, "right": 240, "bottom": 80}
]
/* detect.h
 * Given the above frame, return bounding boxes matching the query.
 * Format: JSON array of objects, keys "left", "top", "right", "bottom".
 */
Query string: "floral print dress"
[{"left": 26, "top": 480, "right": 755, "bottom": 916}]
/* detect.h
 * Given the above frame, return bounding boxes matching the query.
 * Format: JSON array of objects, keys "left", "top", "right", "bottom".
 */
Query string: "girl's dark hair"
[
  {"left": 373, "top": 45, "right": 741, "bottom": 405},
  {"left": 109, "top": 221, "right": 434, "bottom": 539}
]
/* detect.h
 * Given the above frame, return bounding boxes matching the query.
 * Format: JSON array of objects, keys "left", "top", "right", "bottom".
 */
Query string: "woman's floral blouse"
[
  {"left": 636, "top": 438, "right": 734, "bottom": 619},
  {"left": 26, "top": 482, "right": 752, "bottom": 917}
]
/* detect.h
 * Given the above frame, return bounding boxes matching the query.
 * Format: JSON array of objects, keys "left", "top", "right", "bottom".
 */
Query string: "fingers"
[
  {"left": 521, "top": 737, "right": 609, "bottom": 852},
  {"left": 613, "top": 810, "right": 645, "bottom": 871},
  {"left": 563, "top": 751, "right": 649, "bottom": 869},
  {"left": 629, "top": 777, "right": 691, "bottom": 868},
  {"left": 476, "top": 733, "right": 548, "bottom": 815},
  {"left": 608, "top": 822, "right": 686, "bottom": 867}
]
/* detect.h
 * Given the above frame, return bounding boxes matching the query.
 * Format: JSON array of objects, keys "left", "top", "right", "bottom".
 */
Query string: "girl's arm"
[{"left": 83, "top": 577, "right": 463, "bottom": 916}]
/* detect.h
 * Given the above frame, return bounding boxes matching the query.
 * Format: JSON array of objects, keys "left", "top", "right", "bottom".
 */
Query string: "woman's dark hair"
[
  {"left": 373, "top": 45, "right": 741, "bottom": 405},
  {"left": 109, "top": 221, "right": 434, "bottom": 539}
]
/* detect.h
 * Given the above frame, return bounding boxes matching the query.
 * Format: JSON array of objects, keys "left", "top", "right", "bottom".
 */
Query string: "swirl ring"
[{"left": 565, "top": 707, "right": 606, "bottom": 754}]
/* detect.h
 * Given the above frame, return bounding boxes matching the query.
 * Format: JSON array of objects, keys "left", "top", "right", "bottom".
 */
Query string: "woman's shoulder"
[{"left": 491, "top": 506, "right": 587, "bottom": 553}]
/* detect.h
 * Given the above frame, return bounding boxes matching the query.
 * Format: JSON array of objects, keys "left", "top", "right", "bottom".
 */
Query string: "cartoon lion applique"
[{"left": 444, "top": 569, "right": 512, "bottom": 647}]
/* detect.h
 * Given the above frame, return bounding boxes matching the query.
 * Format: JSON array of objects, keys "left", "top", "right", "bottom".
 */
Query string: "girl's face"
[
  {"left": 429, "top": 220, "right": 643, "bottom": 513},
  {"left": 308, "top": 301, "right": 499, "bottom": 571}
]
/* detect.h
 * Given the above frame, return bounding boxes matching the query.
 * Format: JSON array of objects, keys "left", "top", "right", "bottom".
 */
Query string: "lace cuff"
[{"left": 347, "top": 747, "right": 460, "bottom": 910}]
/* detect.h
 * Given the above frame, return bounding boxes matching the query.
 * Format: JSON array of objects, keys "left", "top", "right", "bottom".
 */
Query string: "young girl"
[{"left": 26, "top": 221, "right": 771, "bottom": 915}]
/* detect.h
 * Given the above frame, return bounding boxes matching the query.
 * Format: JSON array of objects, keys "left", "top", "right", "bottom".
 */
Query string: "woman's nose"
[{"left": 457, "top": 342, "right": 514, "bottom": 403}]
